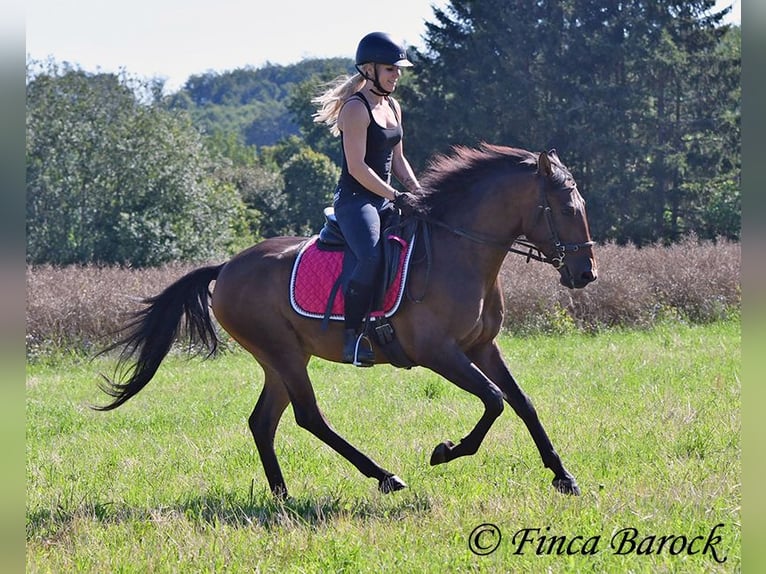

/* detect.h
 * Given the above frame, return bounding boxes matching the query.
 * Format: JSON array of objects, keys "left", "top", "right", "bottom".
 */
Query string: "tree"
[
  {"left": 280, "top": 147, "right": 339, "bottom": 236},
  {"left": 401, "top": 0, "right": 740, "bottom": 244},
  {"left": 26, "top": 61, "right": 251, "bottom": 266},
  {"left": 598, "top": 1, "right": 740, "bottom": 243},
  {"left": 401, "top": 0, "right": 554, "bottom": 167},
  {"left": 210, "top": 153, "right": 290, "bottom": 240},
  {"left": 288, "top": 75, "right": 347, "bottom": 167}
]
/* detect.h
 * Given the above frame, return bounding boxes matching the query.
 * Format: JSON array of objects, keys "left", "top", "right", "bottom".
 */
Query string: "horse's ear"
[
  {"left": 548, "top": 148, "right": 560, "bottom": 161},
  {"left": 537, "top": 151, "right": 553, "bottom": 177}
]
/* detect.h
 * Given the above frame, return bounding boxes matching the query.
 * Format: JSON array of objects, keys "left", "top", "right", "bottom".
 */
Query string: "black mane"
[{"left": 417, "top": 144, "right": 539, "bottom": 217}]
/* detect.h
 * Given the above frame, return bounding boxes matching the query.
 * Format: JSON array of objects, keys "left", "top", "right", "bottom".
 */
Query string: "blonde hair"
[{"left": 312, "top": 72, "right": 367, "bottom": 137}]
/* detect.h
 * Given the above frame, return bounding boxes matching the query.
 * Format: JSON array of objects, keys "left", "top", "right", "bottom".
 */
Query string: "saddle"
[
  {"left": 318, "top": 207, "right": 411, "bottom": 302},
  {"left": 289, "top": 207, "right": 418, "bottom": 368}
]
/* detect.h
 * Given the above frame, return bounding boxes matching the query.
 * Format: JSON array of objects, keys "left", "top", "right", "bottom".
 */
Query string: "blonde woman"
[{"left": 313, "top": 31, "right": 421, "bottom": 366}]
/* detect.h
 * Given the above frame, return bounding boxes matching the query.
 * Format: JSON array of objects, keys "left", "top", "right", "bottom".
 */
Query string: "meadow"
[
  {"left": 26, "top": 320, "right": 739, "bottom": 572},
  {"left": 26, "top": 237, "right": 741, "bottom": 572}
]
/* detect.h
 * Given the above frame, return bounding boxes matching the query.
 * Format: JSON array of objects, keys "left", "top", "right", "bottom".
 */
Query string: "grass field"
[{"left": 26, "top": 319, "right": 740, "bottom": 572}]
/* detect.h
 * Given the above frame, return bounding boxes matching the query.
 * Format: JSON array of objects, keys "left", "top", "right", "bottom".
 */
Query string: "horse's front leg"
[
  {"left": 469, "top": 342, "right": 580, "bottom": 496},
  {"left": 421, "top": 344, "right": 506, "bottom": 465}
]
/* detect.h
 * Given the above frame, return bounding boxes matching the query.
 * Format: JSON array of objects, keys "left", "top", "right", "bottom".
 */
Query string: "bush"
[
  {"left": 26, "top": 237, "right": 740, "bottom": 358},
  {"left": 26, "top": 63, "right": 251, "bottom": 266},
  {"left": 499, "top": 235, "right": 740, "bottom": 334}
]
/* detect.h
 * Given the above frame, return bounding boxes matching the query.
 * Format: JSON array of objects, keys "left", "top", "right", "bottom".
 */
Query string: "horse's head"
[{"left": 522, "top": 150, "right": 598, "bottom": 289}]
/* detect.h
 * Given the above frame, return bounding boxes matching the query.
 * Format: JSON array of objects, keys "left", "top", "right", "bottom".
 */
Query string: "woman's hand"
[{"left": 393, "top": 191, "right": 421, "bottom": 216}]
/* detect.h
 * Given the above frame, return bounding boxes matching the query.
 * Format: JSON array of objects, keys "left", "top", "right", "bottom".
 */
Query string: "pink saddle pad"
[{"left": 289, "top": 235, "right": 414, "bottom": 321}]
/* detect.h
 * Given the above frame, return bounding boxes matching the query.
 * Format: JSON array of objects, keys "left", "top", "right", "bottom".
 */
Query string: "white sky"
[{"left": 25, "top": 0, "right": 740, "bottom": 94}]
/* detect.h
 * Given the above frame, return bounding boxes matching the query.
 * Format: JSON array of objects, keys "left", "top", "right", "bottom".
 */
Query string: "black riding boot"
[{"left": 342, "top": 281, "right": 375, "bottom": 366}]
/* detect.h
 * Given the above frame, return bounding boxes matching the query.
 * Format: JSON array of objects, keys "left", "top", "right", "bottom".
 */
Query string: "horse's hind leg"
[
  {"left": 273, "top": 357, "right": 406, "bottom": 494},
  {"left": 249, "top": 366, "right": 291, "bottom": 498},
  {"left": 469, "top": 342, "right": 580, "bottom": 495}
]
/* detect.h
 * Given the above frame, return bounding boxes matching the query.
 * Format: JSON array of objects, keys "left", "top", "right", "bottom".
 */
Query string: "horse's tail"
[{"left": 92, "top": 264, "right": 224, "bottom": 411}]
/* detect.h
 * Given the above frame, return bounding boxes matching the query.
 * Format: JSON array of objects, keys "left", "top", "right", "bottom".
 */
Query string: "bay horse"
[{"left": 95, "top": 144, "right": 597, "bottom": 498}]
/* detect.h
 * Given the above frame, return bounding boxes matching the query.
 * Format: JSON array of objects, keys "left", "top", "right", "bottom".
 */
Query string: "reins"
[
  {"left": 414, "top": 169, "right": 595, "bottom": 269},
  {"left": 412, "top": 211, "right": 593, "bottom": 270},
  {"left": 387, "top": 154, "right": 595, "bottom": 301},
  {"left": 417, "top": 215, "right": 546, "bottom": 262},
  {"left": 389, "top": 192, "right": 594, "bottom": 302},
  {"left": 387, "top": 216, "right": 546, "bottom": 304}
]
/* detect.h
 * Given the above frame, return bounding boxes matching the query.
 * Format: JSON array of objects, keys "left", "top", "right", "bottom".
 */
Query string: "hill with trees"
[{"left": 166, "top": 58, "right": 355, "bottom": 147}]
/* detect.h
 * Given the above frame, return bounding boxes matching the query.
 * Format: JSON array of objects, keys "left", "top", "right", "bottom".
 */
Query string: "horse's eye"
[{"left": 561, "top": 206, "right": 576, "bottom": 217}]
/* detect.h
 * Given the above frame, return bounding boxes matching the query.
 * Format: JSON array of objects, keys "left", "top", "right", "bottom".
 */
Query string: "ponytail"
[{"left": 312, "top": 73, "right": 367, "bottom": 137}]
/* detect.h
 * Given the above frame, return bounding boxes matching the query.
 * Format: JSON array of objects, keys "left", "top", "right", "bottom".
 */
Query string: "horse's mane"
[{"left": 416, "top": 143, "right": 539, "bottom": 217}]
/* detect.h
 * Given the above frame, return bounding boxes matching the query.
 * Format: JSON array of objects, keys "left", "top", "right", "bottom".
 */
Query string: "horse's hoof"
[
  {"left": 552, "top": 476, "right": 581, "bottom": 496},
  {"left": 429, "top": 440, "right": 455, "bottom": 466},
  {"left": 271, "top": 484, "right": 289, "bottom": 500},
  {"left": 379, "top": 474, "right": 407, "bottom": 494}
]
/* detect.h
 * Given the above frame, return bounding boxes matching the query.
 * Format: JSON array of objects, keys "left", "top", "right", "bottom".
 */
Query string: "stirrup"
[
  {"left": 345, "top": 331, "right": 375, "bottom": 367},
  {"left": 352, "top": 333, "right": 375, "bottom": 367}
]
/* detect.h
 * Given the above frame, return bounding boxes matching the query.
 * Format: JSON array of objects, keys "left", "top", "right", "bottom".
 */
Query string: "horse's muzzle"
[{"left": 559, "top": 262, "right": 598, "bottom": 289}]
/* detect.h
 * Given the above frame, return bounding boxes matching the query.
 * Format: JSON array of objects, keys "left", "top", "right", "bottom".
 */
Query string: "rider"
[{"left": 313, "top": 31, "right": 421, "bottom": 366}]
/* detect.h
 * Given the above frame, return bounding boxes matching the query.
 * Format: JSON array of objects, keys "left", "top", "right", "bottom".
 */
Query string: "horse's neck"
[
  {"left": 426, "top": 173, "right": 533, "bottom": 282},
  {"left": 428, "top": 221, "right": 515, "bottom": 288},
  {"left": 436, "top": 201, "right": 522, "bottom": 263}
]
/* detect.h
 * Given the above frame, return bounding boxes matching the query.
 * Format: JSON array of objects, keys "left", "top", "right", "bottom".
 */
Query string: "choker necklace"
[{"left": 370, "top": 88, "right": 389, "bottom": 97}]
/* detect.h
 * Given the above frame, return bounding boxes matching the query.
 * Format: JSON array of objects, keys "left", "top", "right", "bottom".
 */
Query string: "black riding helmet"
[
  {"left": 355, "top": 32, "right": 413, "bottom": 95},
  {"left": 356, "top": 32, "right": 413, "bottom": 67}
]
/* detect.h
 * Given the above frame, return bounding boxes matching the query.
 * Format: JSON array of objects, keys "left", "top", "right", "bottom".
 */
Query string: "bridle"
[
  {"left": 511, "top": 184, "right": 595, "bottom": 269},
  {"left": 391, "top": 160, "right": 596, "bottom": 302},
  {"left": 415, "top": 182, "right": 594, "bottom": 270}
]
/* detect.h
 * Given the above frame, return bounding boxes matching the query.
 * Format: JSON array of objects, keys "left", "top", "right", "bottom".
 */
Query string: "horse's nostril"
[{"left": 582, "top": 270, "right": 597, "bottom": 282}]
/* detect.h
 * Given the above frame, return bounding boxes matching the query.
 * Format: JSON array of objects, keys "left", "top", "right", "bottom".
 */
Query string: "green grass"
[{"left": 26, "top": 320, "right": 740, "bottom": 572}]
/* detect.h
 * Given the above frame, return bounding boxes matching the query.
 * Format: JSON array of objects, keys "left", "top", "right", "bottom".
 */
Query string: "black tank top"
[{"left": 336, "top": 92, "right": 403, "bottom": 201}]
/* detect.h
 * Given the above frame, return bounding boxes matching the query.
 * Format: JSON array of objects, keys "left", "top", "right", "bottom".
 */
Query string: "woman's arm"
[{"left": 392, "top": 143, "right": 420, "bottom": 193}]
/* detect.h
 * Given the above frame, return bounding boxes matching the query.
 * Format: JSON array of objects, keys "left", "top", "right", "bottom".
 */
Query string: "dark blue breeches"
[{"left": 334, "top": 193, "right": 389, "bottom": 288}]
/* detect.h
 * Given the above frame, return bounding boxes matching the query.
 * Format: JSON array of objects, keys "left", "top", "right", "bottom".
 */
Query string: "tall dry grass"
[
  {"left": 26, "top": 236, "right": 740, "bottom": 357},
  {"left": 26, "top": 262, "right": 200, "bottom": 358},
  {"left": 500, "top": 235, "right": 740, "bottom": 333}
]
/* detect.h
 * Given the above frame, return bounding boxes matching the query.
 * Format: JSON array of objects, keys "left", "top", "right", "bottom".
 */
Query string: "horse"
[{"left": 95, "top": 144, "right": 598, "bottom": 498}]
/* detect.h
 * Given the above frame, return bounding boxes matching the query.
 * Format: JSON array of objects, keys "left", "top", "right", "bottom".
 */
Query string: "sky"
[
  {"left": 26, "top": 0, "right": 450, "bottom": 92},
  {"left": 26, "top": 0, "right": 740, "bottom": 94}
]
